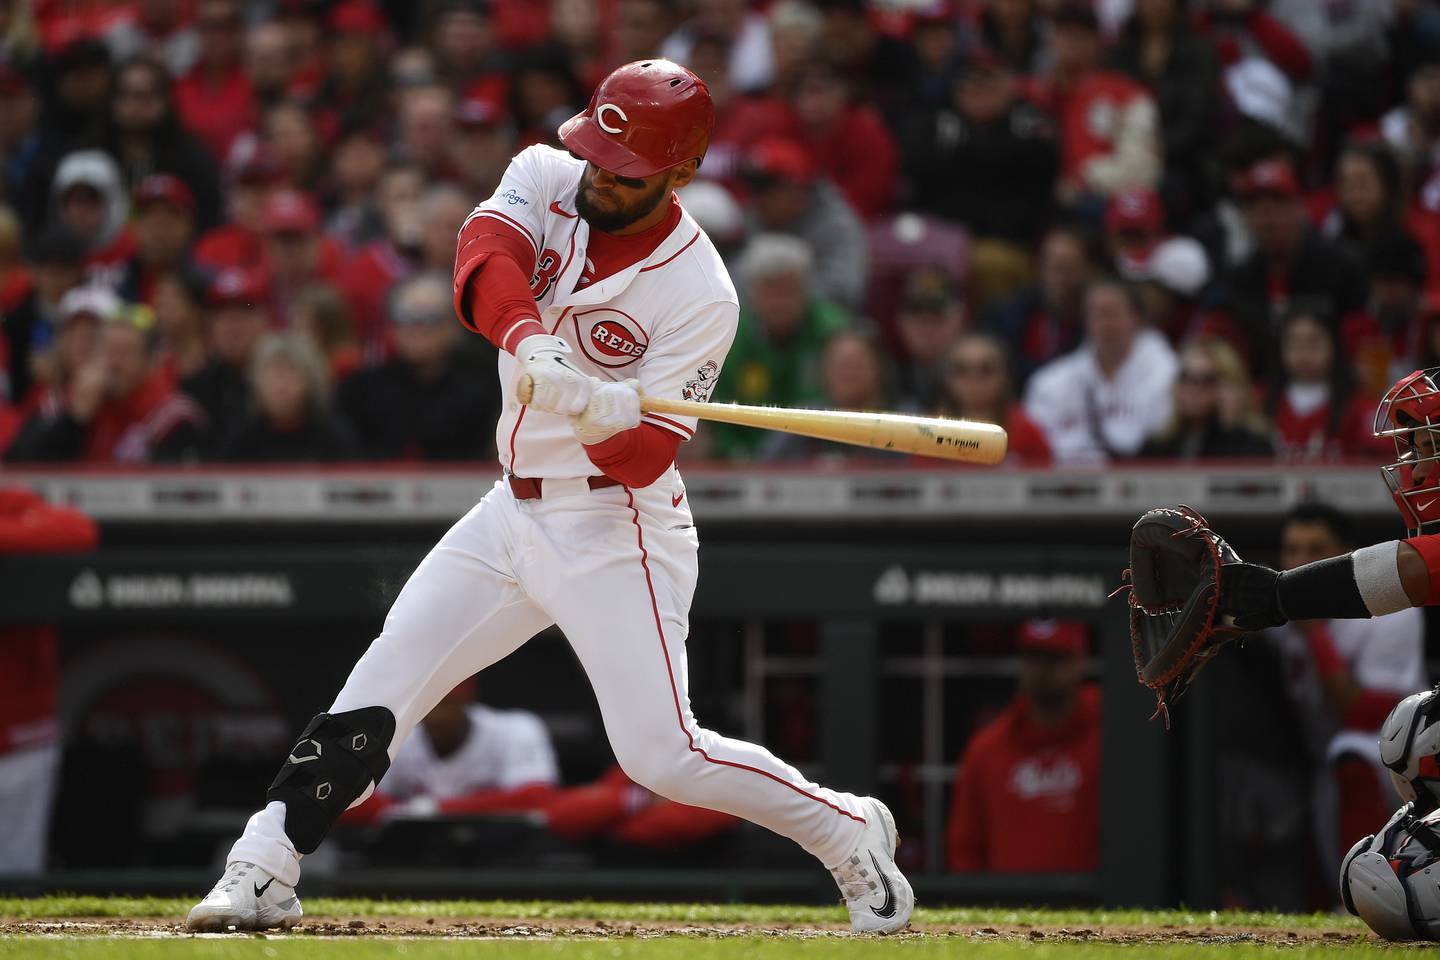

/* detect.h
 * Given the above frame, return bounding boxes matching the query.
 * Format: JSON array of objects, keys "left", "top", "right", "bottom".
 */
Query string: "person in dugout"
[
  {"left": 0, "top": 488, "right": 99, "bottom": 874},
  {"left": 946, "top": 619, "right": 1101, "bottom": 874}
]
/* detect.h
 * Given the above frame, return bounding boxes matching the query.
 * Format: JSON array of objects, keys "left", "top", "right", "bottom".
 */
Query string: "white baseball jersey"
[
  {"left": 464, "top": 145, "right": 740, "bottom": 479},
  {"left": 1023, "top": 328, "right": 1177, "bottom": 465},
  {"left": 1268, "top": 611, "right": 1427, "bottom": 762},
  {"left": 378, "top": 704, "right": 559, "bottom": 799}
]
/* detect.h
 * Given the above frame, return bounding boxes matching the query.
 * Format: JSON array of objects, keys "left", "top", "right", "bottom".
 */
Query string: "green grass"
[
  {"left": 0, "top": 896, "right": 1369, "bottom": 931},
  {"left": 0, "top": 941, "right": 1434, "bottom": 959},
  {"left": 0, "top": 896, "right": 1406, "bottom": 958}
]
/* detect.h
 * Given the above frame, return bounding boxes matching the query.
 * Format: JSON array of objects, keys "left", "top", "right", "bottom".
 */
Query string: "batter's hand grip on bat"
[{"left": 517, "top": 373, "right": 536, "bottom": 405}]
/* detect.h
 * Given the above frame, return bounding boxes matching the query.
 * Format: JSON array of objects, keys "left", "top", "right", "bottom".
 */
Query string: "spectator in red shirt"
[
  {"left": 174, "top": 0, "right": 256, "bottom": 162},
  {"left": 338, "top": 165, "right": 424, "bottom": 357},
  {"left": 947, "top": 619, "right": 1101, "bottom": 873},
  {"left": 936, "top": 331, "right": 1052, "bottom": 468},
  {"left": 6, "top": 300, "right": 204, "bottom": 463},
  {"left": 1265, "top": 304, "right": 1384, "bottom": 462},
  {"left": 118, "top": 174, "right": 195, "bottom": 306},
  {"left": 789, "top": 60, "right": 897, "bottom": 220},
  {"left": 193, "top": 149, "right": 281, "bottom": 271},
  {"left": 259, "top": 188, "right": 346, "bottom": 327},
  {"left": 1030, "top": 2, "right": 1161, "bottom": 209}
]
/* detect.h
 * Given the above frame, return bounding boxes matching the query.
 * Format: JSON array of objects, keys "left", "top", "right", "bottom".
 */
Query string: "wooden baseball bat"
[{"left": 516, "top": 375, "right": 1007, "bottom": 465}]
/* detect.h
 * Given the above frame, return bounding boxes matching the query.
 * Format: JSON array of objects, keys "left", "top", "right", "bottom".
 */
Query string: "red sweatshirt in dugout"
[{"left": 947, "top": 685, "right": 1101, "bottom": 873}]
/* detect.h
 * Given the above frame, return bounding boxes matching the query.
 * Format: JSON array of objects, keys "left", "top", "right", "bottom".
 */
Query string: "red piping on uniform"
[
  {"left": 639, "top": 230, "right": 700, "bottom": 273},
  {"left": 644, "top": 413, "right": 694, "bottom": 438},
  {"left": 507, "top": 407, "right": 527, "bottom": 474},
  {"left": 623, "top": 487, "right": 866, "bottom": 826},
  {"left": 470, "top": 210, "right": 539, "bottom": 255}
]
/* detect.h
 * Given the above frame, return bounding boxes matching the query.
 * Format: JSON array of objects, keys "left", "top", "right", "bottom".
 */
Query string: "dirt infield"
[{"left": 0, "top": 915, "right": 1373, "bottom": 945}]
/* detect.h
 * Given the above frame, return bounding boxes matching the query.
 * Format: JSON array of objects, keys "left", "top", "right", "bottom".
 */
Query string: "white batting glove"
[
  {"left": 573, "top": 378, "right": 642, "bottom": 445},
  {"left": 517, "top": 334, "right": 591, "bottom": 415}
]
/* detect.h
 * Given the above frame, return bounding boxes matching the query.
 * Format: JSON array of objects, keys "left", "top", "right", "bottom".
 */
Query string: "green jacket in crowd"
[{"left": 710, "top": 298, "right": 851, "bottom": 460}]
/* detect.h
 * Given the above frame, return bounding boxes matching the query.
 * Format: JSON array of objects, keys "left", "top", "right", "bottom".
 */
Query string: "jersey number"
[{"left": 531, "top": 249, "right": 561, "bottom": 301}]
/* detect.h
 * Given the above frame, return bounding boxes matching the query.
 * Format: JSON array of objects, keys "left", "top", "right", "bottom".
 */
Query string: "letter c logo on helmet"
[
  {"left": 596, "top": 103, "right": 629, "bottom": 135},
  {"left": 558, "top": 59, "right": 714, "bottom": 178}
]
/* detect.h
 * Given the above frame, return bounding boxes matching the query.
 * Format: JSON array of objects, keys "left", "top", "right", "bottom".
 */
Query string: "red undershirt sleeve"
[
  {"left": 1404, "top": 533, "right": 1440, "bottom": 605},
  {"left": 451, "top": 217, "right": 547, "bottom": 353},
  {"left": 583, "top": 424, "right": 682, "bottom": 488}
]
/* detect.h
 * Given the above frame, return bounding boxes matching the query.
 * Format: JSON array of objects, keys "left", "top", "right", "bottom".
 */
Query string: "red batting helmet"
[
  {"left": 1376, "top": 367, "right": 1440, "bottom": 535},
  {"left": 558, "top": 59, "right": 713, "bottom": 178}
]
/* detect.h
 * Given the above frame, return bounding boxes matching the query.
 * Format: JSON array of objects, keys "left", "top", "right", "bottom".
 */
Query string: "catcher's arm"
[{"left": 1219, "top": 539, "right": 1429, "bottom": 629}]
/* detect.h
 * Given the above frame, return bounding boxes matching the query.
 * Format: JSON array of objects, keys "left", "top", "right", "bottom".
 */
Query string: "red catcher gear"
[
  {"left": 1376, "top": 367, "right": 1440, "bottom": 535},
  {"left": 558, "top": 60, "right": 713, "bottom": 178}
]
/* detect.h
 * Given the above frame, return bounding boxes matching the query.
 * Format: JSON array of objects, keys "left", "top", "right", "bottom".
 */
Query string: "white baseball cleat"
[
  {"left": 828, "top": 797, "right": 914, "bottom": 935},
  {"left": 185, "top": 861, "right": 302, "bottom": 932}
]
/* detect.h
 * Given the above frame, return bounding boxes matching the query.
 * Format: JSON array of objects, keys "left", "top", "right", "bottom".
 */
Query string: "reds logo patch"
[{"left": 574, "top": 308, "right": 648, "bottom": 367}]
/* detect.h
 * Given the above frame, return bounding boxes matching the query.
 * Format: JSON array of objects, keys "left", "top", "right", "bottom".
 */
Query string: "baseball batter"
[{"left": 187, "top": 60, "right": 913, "bottom": 935}]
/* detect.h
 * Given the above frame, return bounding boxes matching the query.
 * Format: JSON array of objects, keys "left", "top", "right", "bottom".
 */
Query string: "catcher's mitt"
[{"left": 1115, "top": 504, "right": 1245, "bottom": 722}]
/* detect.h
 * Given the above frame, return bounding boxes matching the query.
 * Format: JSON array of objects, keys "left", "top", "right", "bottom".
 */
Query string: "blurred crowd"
[{"left": 2, "top": 0, "right": 1440, "bottom": 466}]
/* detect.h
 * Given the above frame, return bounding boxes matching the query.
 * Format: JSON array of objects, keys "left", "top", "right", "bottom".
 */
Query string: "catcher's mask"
[{"left": 1376, "top": 368, "right": 1440, "bottom": 536}]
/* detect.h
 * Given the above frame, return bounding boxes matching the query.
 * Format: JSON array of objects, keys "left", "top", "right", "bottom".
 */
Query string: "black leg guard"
[{"left": 267, "top": 706, "right": 395, "bottom": 854}]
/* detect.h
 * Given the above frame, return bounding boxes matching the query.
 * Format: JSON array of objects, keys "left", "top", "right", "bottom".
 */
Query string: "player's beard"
[{"left": 576, "top": 173, "right": 671, "bottom": 233}]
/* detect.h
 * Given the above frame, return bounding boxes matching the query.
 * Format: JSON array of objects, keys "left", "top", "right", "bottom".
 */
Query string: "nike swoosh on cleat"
[
  {"left": 868, "top": 852, "right": 896, "bottom": 919},
  {"left": 254, "top": 877, "right": 276, "bottom": 898}
]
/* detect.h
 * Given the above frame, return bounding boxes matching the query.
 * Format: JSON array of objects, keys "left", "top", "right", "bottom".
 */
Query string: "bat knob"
[{"left": 516, "top": 374, "right": 535, "bottom": 405}]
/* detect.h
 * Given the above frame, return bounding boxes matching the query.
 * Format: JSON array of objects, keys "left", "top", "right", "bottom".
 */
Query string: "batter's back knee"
[
  {"left": 613, "top": 741, "right": 696, "bottom": 803},
  {"left": 267, "top": 706, "right": 395, "bottom": 853}
]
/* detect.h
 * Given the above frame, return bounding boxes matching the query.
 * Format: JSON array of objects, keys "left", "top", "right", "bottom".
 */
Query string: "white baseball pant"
[{"left": 230, "top": 478, "right": 868, "bottom": 884}]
